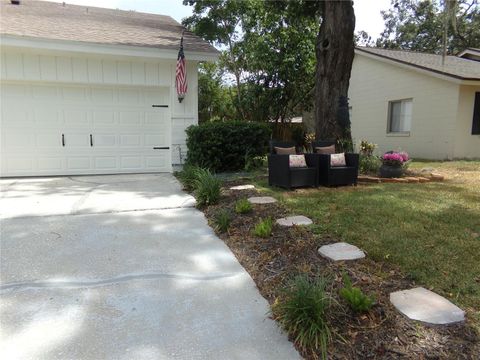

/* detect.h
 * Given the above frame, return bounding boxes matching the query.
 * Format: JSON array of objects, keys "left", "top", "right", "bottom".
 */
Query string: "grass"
[
  {"left": 255, "top": 160, "right": 480, "bottom": 327},
  {"left": 253, "top": 217, "right": 274, "bottom": 238},
  {"left": 193, "top": 168, "right": 221, "bottom": 207},
  {"left": 235, "top": 198, "right": 253, "bottom": 214},
  {"left": 214, "top": 209, "right": 231, "bottom": 233},
  {"left": 272, "top": 275, "right": 331, "bottom": 358},
  {"left": 339, "top": 272, "right": 375, "bottom": 313}
]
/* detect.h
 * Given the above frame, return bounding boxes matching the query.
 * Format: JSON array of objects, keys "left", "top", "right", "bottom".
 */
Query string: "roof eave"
[
  {"left": 0, "top": 34, "right": 220, "bottom": 62},
  {"left": 355, "top": 48, "right": 479, "bottom": 84}
]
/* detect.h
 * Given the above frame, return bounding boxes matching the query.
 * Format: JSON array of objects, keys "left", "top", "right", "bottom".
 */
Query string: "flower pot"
[{"left": 379, "top": 164, "right": 403, "bottom": 178}]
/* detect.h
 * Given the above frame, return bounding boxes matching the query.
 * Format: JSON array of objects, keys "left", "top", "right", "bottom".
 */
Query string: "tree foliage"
[
  {"left": 183, "top": 0, "right": 320, "bottom": 123},
  {"left": 375, "top": 0, "right": 480, "bottom": 54}
]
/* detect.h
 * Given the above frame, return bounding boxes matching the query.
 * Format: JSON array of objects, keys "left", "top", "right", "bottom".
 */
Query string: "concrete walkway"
[{"left": 0, "top": 174, "right": 299, "bottom": 360}]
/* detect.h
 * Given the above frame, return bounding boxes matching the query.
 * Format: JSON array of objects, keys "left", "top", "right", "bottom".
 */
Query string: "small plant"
[
  {"left": 214, "top": 209, "right": 231, "bottom": 233},
  {"left": 339, "top": 272, "right": 375, "bottom": 313},
  {"left": 359, "top": 154, "right": 381, "bottom": 175},
  {"left": 272, "top": 275, "right": 331, "bottom": 357},
  {"left": 235, "top": 198, "right": 253, "bottom": 214},
  {"left": 194, "top": 168, "right": 221, "bottom": 207},
  {"left": 176, "top": 164, "right": 201, "bottom": 191},
  {"left": 253, "top": 217, "right": 273, "bottom": 238},
  {"left": 359, "top": 140, "right": 377, "bottom": 156}
]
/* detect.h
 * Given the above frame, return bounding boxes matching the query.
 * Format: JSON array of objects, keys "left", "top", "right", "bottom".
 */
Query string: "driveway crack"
[{"left": 0, "top": 272, "right": 241, "bottom": 292}]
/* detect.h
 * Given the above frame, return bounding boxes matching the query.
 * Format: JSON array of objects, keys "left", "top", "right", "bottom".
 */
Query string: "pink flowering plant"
[{"left": 382, "top": 151, "right": 410, "bottom": 167}]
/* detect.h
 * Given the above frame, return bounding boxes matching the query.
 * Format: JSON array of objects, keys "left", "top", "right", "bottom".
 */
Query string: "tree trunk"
[{"left": 314, "top": 0, "right": 355, "bottom": 145}]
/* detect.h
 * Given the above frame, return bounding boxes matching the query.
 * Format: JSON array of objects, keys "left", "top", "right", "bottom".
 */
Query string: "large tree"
[
  {"left": 376, "top": 0, "right": 480, "bottom": 54},
  {"left": 314, "top": 1, "right": 356, "bottom": 148}
]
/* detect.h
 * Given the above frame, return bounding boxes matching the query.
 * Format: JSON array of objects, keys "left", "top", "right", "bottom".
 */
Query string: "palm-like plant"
[{"left": 442, "top": 0, "right": 458, "bottom": 65}]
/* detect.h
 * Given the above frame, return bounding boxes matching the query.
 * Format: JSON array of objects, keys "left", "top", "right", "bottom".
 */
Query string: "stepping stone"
[
  {"left": 318, "top": 242, "right": 365, "bottom": 261},
  {"left": 390, "top": 287, "right": 464, "bottom": 325},
  {"left": 230, "top": 184, "right": 255, "bottom": 190},
  {"left": 248, "top": 196, "right": 277, "bottom": 204},
  {"left": 276, "top": 215, "right": 313, "bottom": 227}
]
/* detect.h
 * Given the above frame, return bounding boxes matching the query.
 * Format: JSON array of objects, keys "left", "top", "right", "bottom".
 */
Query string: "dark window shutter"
[{"left": 473, "top": 92, "right": 480, "bottom": 135}]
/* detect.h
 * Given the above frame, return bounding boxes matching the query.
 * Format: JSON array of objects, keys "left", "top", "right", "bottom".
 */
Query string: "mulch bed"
[{"left": 202, "top": 181, "right": 479, "bottom": 359}]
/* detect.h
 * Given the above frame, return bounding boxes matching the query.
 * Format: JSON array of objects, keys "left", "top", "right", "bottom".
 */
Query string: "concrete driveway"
[{"left": 0, "top": 174, "right": 299, "bottom": 360}]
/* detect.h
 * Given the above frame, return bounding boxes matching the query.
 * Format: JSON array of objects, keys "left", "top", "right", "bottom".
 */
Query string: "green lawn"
[{"left": 255, "top": 160, "right": 480, "bottom": 326}]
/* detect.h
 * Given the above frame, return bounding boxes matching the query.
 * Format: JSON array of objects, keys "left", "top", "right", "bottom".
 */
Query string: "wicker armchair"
[
  {"left": 268, "top": 140, "right": 318, "bottom": 189},
  {"left": 311, "top": 140, "right": 359, "bottom": 186}
]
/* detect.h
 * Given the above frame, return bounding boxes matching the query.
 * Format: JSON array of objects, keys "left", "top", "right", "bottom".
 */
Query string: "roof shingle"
[
  {"left": 356, "top": 47, "right": 480, "bottom": 81},
  {"left": 0, "top": 0, "right": 219, "bottom": 54}
]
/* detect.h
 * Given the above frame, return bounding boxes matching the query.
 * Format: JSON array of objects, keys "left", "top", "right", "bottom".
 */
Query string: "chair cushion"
[
  {"left": 315, "top": 145, "right": 335, "bottom": 154},
  {"left": 330, "top": 153, "right": 346, "bottom": 167},
  {"left": 289, "top": 154, "right": 307, "bottom": 168},
  {"left": 275, "top": 146, "right": 296, "bottom": 155}
]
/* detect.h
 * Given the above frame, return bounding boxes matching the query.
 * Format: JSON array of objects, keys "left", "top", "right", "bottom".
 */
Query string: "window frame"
[
  {"left": 472, "top": 92, "right": 480, "bottom": 135},
  {"left": 387, "top": 98, "right": 413, "bottom": 135}
]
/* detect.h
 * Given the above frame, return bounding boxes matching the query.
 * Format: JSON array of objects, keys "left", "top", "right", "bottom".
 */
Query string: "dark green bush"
[
  {"left": 193, "top": 168, "right": 221, "bottom": 207},
  {"left": 185, "top": 121, "right": 271, "bottom": 172},
  {"left": 339, "top": 272, "right": 375, "bottom": 313},
  {"left": 272, "top": 275, "right": 331, "bottom": 357}
]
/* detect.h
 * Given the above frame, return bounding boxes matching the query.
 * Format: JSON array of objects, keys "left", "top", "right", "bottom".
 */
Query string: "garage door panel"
[
  {"left": 5, "top": 157, "right": 34, "bottom": 172},
  {"left": 94, "top": 157, "right": 117, "bottom": 170},
  {"left": 36, "top": 133, "right": 62, "bottom": 147},
  {"left": 93, "top": 134, "right": 116, "bottom": 147},
  {"left": 91, "top": 87, "right": 115, "bottom": 103},
  {"left": 120, "top": 156, "right": 143, "bottom": 169},
  {"left": 93, "top": 110, "right": 116, "bottom": 125},
  {"left": 2, "top": 104, "right": 31, "bottom": 124},
  {"left": 67, "top": 157, "right": 91, "bottom": 170},
  {"left": 38, "top": 157, "right": 64, "bottom": 171},
  {"left": 1, "top": 82, "right": 171, "bottom": 177},
  {"left": 146, "top": 155, "right": 167, "bottom": 169},
  {"left": 64, "top": 133, "right": 91, "bottom": 147},
  {"left": 145, "top": 134, "right": 166, "bottom": 146},
  {"left": 119, "top": 111, "right": 142, "bottom": 125},
  {"left": 64, "top": 109, "right": 90, "bottom": 126}
]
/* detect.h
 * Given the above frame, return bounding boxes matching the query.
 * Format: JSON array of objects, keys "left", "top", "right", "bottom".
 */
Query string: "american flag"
[{"left": 176, "top": 34, "right": 187, "bottom": 103}]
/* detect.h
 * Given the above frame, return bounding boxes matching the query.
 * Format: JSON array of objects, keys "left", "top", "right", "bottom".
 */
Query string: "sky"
[{"left": 44, "top": 0, "right": 392, "bottom": 40}]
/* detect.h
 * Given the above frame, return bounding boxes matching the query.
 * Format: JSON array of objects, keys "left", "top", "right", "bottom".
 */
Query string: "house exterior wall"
[
  {"left": 349, "top": 54, "right": 461, "bottom": 160},
  {"left": 454, "top": 85, "right": 480, "bottom": 159},
  {"left": 0, "top": 46, "right": 198, "bottom": 166}
]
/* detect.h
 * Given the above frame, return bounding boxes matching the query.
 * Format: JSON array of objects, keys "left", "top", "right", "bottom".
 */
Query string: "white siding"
[
  {"left": 454, "top": 85, "right": 480, "bottom": 158},
  {"left": 349, "top": 54, "right": 460, "bottom": 159},
  {"left": 1, "top": 47, "right": 176, "bottom": 87}
]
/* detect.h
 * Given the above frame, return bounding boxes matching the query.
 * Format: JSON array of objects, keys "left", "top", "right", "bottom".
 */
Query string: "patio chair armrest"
[
  {"left": 268, "top": 154, "right": 290, "bottom": 168},
  {"left": 304, "top": 153, "right": 319, "bottom": 168},
  {"left": 345, "top": 153, "right": 359, "bottom": 168}
]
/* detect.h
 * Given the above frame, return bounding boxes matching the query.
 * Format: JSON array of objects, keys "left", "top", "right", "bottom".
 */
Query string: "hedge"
[{"left": 185, "top": 121, "right": 271, "bottom": 172}]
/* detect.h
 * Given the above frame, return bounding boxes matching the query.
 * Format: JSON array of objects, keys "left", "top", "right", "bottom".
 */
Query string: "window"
[
  {"left": 472, "top": 92, "right": 480, "bottom": 135},
  {"left": 388, "top": 99, "right": 412, "bottom": 133}
]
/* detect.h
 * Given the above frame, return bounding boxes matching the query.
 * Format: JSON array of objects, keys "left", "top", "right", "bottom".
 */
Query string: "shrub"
[
  {"left": 214, "top": 209, "right": 231, "bottom": 233},
  {"left": 339, "top": 272, "right": 375, "bottom": 313},
  {"left": 235, "top": 198, "right": 253, "bottom": 214},
  {"left": 272, "top": 275, "right": 331, "bottom": 357},
  {"left": 359, "top": 154, "right": 381, "bottom": 175},
  {"left": 185, "top": 121, "right": 271, "bottom": 172},
  {"left": 194, "top": 168, "right": 221, "bottom": 207},
  {"left": 175, "top": 164, "right": 201, "bottom": 191},
  {"left": 253, "top": 217, "right": 273, "bottom": 238}
]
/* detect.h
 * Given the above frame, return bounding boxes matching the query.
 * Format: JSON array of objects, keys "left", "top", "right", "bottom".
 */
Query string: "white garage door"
[{"left": 0, "top": 82, "right": 171, "bottom": 177}]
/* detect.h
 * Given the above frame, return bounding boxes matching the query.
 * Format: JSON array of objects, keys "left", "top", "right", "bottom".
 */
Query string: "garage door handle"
[
  {"left": 90, "top": 134, "right": 93, "bottom": 147},
  {"left": 153, "top": 147, "right": 170, "bottom": 150},
  {"left": 62, "top": 134, "right": 65, "bottom": 147},
  {"left": 152, "top": 105, "right": 169, "bottom": 108}
]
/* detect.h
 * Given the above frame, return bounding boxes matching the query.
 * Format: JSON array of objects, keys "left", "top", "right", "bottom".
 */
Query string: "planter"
[{"left": 379, "top": 164, "right": 403, "bottom": 178}]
